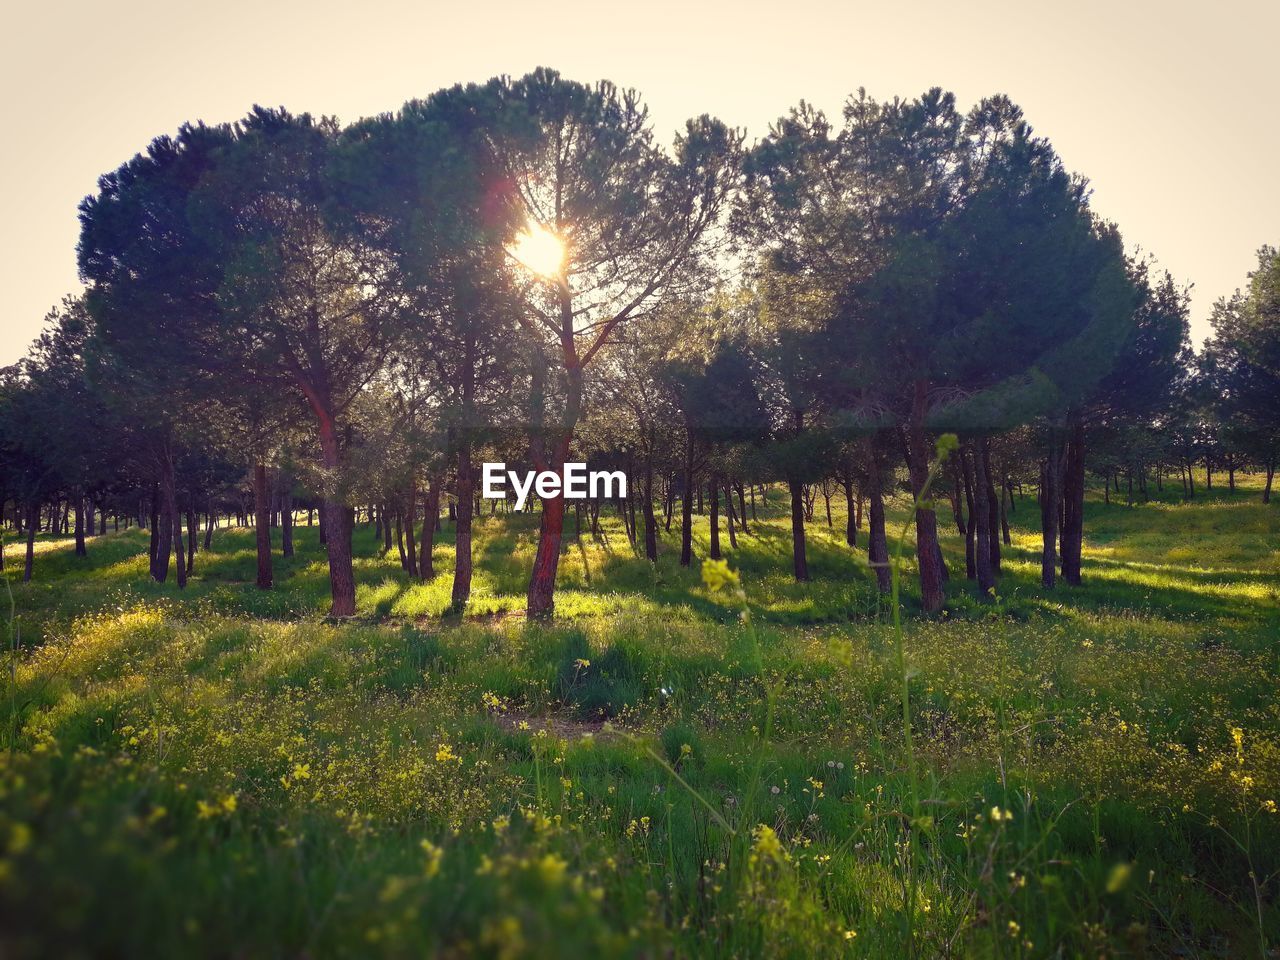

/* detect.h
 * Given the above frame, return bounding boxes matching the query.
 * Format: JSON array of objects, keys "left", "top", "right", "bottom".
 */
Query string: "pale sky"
[{"left": 2, "top": 0, "right": 1276, "bottom": 366}]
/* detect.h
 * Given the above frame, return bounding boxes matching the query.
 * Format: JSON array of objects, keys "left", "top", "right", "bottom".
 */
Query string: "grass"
[{"left": 1, "top": 475, "right": 1278, "bottom": 957}]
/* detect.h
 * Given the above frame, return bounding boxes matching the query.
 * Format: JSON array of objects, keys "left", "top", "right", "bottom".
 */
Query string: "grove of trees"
[{"left": 6, "top": 68, "right": 1274, "bottom": 616}]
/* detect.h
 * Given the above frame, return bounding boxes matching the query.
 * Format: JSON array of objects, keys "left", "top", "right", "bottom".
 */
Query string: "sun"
[{"left": 509, "top": 223, "right": 565, "bottom": 279}]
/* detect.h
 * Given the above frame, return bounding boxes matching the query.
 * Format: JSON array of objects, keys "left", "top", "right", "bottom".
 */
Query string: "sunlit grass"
[{"left": 2, "top": 476, "right": 1278, "bottom": 956}]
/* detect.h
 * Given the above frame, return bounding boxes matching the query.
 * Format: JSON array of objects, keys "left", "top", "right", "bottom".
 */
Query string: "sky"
[{"left": 2, "top": 0, "right": 1276, "bottom": 366}]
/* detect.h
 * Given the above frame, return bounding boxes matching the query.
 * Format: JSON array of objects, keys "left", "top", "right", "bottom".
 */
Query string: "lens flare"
[{"left": 509, "top": 223, "right": 564, "bottom": 278}]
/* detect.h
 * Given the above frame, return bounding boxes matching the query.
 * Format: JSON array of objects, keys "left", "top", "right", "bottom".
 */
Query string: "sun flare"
[{"left": 509, "top": 223, "right": 565, "bottom": 279}]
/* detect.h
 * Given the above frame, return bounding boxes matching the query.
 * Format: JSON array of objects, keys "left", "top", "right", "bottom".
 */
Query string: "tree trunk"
[
  {"left": 949, "top": 467, "right": 967, "bottom": 539},
  {"left": 1000, "top": 478, "right": 1012, "bottom": 546},
  {"left": 186, "top": 507, "right": 197, "bottom": 576},
  {"left": 960, "top": 452, "right": 976, "bottom": 580},
  {"left": 313, "top": 407, "right": 356, "bottom": 617},
  {"left": 626, "top": 470, "right": 638, "bottom": 546},
  {"left": 419, "top": 477, "right": 440, "bottom": 579},
  {"left": 148, "top": 486, "right": 164, "bottom": 580},
  {"left": 160, "top": 454, "right": 185, "bottom": 590},
  {"left": 972, "top": 438, "right": 995, "bottom": 598},
  {"left": 867, "top": 440, "right": 891, "bottom": 595},
  {"left": 23, "top": 502, "right": 37, "bottom": 583},
  {"left": 708, "top": 472, "right": 721, "bottom": 560},
  {"left": 281, "top": 490, "right": 294, "bottom": 558},
  {"left": 736, "top": 482, "right": 749, "bottom": 536},
  {"left": 723, "top": 479, "right": 738, "bottom": 550},
  {"left": 453, "top": 444, "right": 474, "bottom": 610},
  {"left": 905, "top": 381, "right": 944, "bottom": 613},
  {"left": 152, "top": 481, "right": 174, "bottom": 584},
  {"left": 1264, "top": 457, "right": 1275, "bottom": 504},
  {"left": 525, "top": 331, "right": 582, "bottom": 620},
  {"left": 1060, "top": 417, "right": 1085, "bottom": 586},
  {"left": 642, "top": 456, "right": 658, "bottom": 562},
  {"left": 394, "top": 507, "right": 407, "bottom": 570},
  {"left": 73, "top": 496, "right": 87, "bottom": 557},
  {"left": 253, "top": 462, "right": 273, "bottom": 590},
  {"left": 527, "top": 462, "right": 567, "bottom": 620},
  {"left": 680, "top": 431, "right": 695, "bottom": 567},
  {"left": 844, "top": 478, "right": 857, "bottom": 547},
  {"left": 1040, "top": 444, "right": 1066, "bottom": 589},
  {"left": 789, "top": 409, "right": 809, "bottom": 582},
  {"left": 323, "top": 502, "right": 356, "bottom": 617},
  {"left": 788, "top": 476, "right": 809, "bottom": 582},
  {"left": 203, "top": 496, "right": 214, "bottom": 550},
  {"left": 405, "top": 484, "right": 419, "bottom": 581},
  {"left": 982, "top": 441, "right": 1001, "bottom": 573}
]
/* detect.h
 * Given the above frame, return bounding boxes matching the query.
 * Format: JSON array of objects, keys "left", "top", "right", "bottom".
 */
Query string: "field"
[{"left": 3, "top": 479, "right": 1279, "bottom": 957}]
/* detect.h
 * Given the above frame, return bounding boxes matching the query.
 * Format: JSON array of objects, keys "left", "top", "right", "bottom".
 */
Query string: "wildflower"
[
  {"left": 990, "top": 805, "right": 1014, "bottom": 823},
  {"left": 420, "top": 839, "right": 443, "bottom": 878},
  {"left": 700, "top": 558, "right": 741, "bottom": 595},
  {"left": 1007, "top": 920, "right": 1021, "bottom": 937},
  {"left": 751, "top": 824, "right": 786, "bottom": 863},
  {"left": 1105, "top": 862, "right": 1132, "bottom": 893},
  {"left": 536, "top": 853, "right": 568, "bottom": 886},
  {"left": 844, "top": 929, "right": 858, "bottom": 940},
  {"left": 435, "top": 743, "right": 459, "bottom": 764}
]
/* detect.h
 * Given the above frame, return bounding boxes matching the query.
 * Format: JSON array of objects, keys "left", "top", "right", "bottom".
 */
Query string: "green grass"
[{"left": 1, "top": 477, "right": 1278, "bottom": 957}]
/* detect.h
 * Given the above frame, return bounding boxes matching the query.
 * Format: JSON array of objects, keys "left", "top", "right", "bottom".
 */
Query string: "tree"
[
  {"left": 191, "top": 107, "right": 403, "bottom": 617},
  {"left": 78, "top": 122, "right": 233, "bottom": 588},
  {"left": 484, "top": 68, "right": 742, "bottom": 618},
  {"left": 1058, "top": 262, "right": 1189, "bottom": 581},
  {"left": 336, "top": 85, "right": 522, "bottom": 610},
  {"left": 1204, "top": 247, "right": 1280, "bottom": 502},
  {"left": 745, "top": 89, "right": 1135, "bottom": 607}
]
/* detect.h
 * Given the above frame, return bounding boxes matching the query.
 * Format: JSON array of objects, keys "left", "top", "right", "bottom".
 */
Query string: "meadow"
[{"left": 2, "top": 479, "right": 1278, "bottom": 958}]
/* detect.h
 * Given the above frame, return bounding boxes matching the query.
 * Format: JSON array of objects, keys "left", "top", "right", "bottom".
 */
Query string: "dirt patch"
[{"left": 490, "top": 708, "right": 622, "bottom": 741}]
